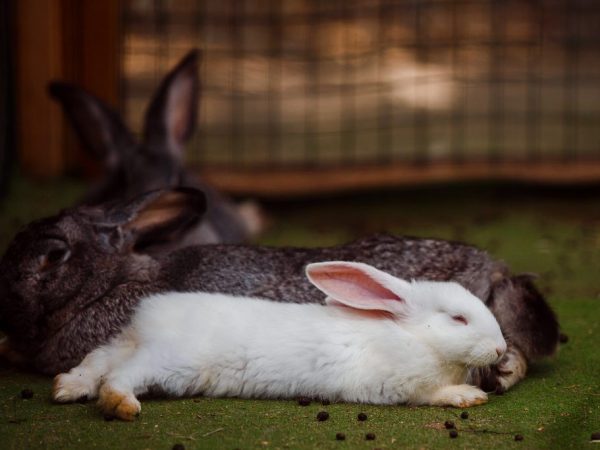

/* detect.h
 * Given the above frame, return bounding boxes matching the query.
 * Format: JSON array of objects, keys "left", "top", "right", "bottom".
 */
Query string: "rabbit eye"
[
  {"left": 47, "top": 249, "right": 68, "bottom": 263},
  {"left": 452, "top": 315, "right": 468, "bottom": 325},
  {"left": 41, "top": 248, "right": 70, "bottom": 269}
]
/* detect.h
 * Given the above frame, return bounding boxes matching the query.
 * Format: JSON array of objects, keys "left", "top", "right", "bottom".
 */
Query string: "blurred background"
[
  {"left": 3, "top": 0, "right": 600, "bottom": 196},
  {"left": 123, "top": 0, "right": 600, "bottom": 175},
  {"left": 0, "top": 1, "right": 599, "bottom": 299}
]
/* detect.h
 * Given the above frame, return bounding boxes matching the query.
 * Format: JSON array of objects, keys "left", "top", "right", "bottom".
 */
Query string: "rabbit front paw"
[
  {"left": 494, "top": 347, "right": 527, "bottom": 394},
  {"left": 53, "top": 372, "right": 99, "bottom": 403},
  {"left": 430, "top": 384, "right": 488, "bottom": 408},
  {"left": 98, "top": 384, "right": 141, "bottom": 421},
  {"left": 469, "top": 346, "right": 528, "bottom": 394}
]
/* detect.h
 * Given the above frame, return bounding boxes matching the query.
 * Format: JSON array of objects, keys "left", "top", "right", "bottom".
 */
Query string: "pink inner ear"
[
  {"left": 317, "top": 276, "right": 400, "bottom": 303},
  {"left": 309, "top": 265, "right": 404, "bottom": 313},
  {"left": 167, "top": 77, "right": 194, "bottom": 144}
]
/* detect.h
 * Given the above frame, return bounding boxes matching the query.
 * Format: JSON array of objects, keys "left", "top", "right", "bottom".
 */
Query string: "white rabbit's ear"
[{"left": 306, "top": 262, "right": 411, "bottom": 316}]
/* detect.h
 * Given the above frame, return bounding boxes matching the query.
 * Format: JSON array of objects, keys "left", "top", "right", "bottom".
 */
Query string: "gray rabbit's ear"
[
  {"left": 48, "top": 82, "right": 136, "bottom": 171},
  {"left": 142, "top": 49, "right": 200, "bottom": 163},
  {"left": 94, "top": 187, "right": 207, "bottom": 252}
]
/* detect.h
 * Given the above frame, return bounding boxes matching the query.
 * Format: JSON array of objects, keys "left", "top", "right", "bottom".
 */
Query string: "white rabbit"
[{"left": 53, "top": 261, "right": 507, "bottom": 421}]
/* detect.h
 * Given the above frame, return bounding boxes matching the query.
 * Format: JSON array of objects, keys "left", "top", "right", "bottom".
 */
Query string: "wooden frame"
[
  {"left": 15, "top": 2, "right": 600, "bottom": 191},
  {"left": 196, "top": 161, "right": 600, "bottom": 198},
  {"left": 15, "top": 0, "right": 120, "bottom": 178}
]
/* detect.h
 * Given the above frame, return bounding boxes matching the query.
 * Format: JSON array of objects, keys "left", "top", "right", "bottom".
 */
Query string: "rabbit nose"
[{"left": 496, "top": 346, "right": 506, "bottom": 358}]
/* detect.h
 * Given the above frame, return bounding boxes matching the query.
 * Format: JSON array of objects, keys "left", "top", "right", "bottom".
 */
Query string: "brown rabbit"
[
  {"left": 0, "top": 188, "right": 559, "bottom": 395},
  {"left": 49, "top": 50, "right": 262, "bottom": 247}
]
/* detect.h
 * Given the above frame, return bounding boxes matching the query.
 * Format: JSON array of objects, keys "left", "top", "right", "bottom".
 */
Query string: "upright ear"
[
  {"left": 306, "top": 262, "right": 411, "bottom": 316},
  {"left": 142, "top": 49, "right": 199, "bottom": 163},
  {"left": 48, "top": 82, "right": 136, "bottom": 171},
  {"left": 91, "top": 188, "right": 207, "bottom": 252}
]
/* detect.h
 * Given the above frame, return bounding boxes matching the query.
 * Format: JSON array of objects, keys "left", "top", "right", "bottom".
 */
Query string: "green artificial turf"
[{"left": 0, "top": 175, "right": 599, "bottom": 449}]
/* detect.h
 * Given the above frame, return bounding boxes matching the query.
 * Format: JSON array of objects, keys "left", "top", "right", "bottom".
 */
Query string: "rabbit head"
[
  {"left": 48, "top": 50, "right": 199, "bottom": 205},
  {"left": 306, "top": 261, "right": 507, "bottom": 368},
  {"left": 0, "top": 188, "right": 206, "bottom": 360}
]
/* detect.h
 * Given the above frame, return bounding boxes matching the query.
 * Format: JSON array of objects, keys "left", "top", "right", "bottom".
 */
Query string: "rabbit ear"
[
  {"left": 48, "top": 82, "right": 136, "bottom": 171},
  {"left": 306, "top": 262, "right": 411, "bottom": 316},
  {"left": 142, "top": 49, "right": 199, "bottom": 164},
  {"left": 92, "top": 188, "right": 207, "bottom": 252}
]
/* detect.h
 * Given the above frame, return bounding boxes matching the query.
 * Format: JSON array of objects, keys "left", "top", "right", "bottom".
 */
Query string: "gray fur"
[
  {"left": 48, "top": 49, "right": 252, "bottom": 246},
  {"left": 0, "top": 188, "right": 559, "bottom": 394}
]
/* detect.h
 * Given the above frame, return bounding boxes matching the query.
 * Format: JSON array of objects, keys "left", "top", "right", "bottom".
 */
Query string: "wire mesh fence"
[{"left": 121, "top": 0, "right": 600, "bottom": 173}]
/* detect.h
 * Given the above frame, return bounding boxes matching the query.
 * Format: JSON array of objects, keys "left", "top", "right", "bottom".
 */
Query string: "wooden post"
[
  {"left": 15, "top": 0, "right": 120, "bottom": 178},
  {"left": 16, "top": 0, "right": 65, "bottom": 177},
  {"left": 64, "top": 0, "right": 122, "bottom": 177}
]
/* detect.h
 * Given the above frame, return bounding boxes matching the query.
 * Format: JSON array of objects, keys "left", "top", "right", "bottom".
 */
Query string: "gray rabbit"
[
  {"left": 0, "top": 188, "right": 559, "bottom": 394},
  {"left": 49, "top": 50, "right": 261, "bottom": 247}
]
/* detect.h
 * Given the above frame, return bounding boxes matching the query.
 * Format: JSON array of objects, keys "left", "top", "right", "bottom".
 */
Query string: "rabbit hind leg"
[
  {"left": 97, "top": 347, "right": 163, "bottom": 421},
  {"left": 98, "top": 345, "right": 205, "bottom": 421}
]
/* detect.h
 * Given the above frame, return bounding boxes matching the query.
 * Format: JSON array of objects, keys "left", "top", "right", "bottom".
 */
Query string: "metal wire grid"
[{"left": 120, "top": 0, "right": 600, "bottom": 169}]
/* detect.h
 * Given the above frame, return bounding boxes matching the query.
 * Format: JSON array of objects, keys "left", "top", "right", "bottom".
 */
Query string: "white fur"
[{"left": 53, "top": 262, "right": 506, "bottom": 419}]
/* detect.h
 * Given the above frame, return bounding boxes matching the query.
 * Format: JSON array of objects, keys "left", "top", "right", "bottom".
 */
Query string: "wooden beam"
[
  {"left": 68, "top": 0, "right": 121, "bottom": 176},
  {"left": 16, "top": 0, "right": 65, "bottom": 177},
  {"left": 80, "top": 1, "right": 121, "bottom": 109},
  {"left": 194, "top": 161, "right": 600, "bottom": 198},
  {"left": 15, "top": 0, "right": 121, "bottom": 178}
]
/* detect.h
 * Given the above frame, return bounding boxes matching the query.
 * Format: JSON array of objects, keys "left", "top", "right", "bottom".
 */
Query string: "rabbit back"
[{"left": 162, "top": 233, "right": 504, "bottom": 305}]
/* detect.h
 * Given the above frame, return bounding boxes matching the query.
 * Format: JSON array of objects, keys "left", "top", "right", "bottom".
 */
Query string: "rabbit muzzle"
[{"left": 467, "top": 337, "right": 508, "bottom": 367}]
